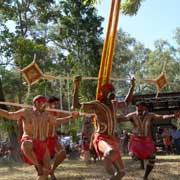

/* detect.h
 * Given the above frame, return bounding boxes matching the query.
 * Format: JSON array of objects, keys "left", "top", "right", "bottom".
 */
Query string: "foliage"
[
  {"left": 0, "top": 0, "right": 180, "bottom": 135},
  {"left": 83, "top": 0, "right": 102, "bottom": 6},
  {"left": 121, "top": 0, "right": 144, "bottom": 16},
  {"left": 49, "top": 0, "right": 103, "bottom": 100}
]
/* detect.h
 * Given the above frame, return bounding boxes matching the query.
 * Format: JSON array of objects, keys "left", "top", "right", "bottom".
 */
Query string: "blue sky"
[{"left": 95, "top": 0, "right": 180, "bottom": 49}]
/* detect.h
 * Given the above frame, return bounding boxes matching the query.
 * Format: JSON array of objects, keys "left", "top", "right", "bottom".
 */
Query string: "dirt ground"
[{"left": 0, "top": 155, "right": 180, "bottom": 180}]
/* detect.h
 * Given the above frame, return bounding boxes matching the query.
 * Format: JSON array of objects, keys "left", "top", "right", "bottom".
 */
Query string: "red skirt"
[
  {"left": 129, "top": 135, "right": 155, "bottom": 160},
  {"left": 21, "top": 136, "right": 46, "bottom": 165},
  {"left": 93, "top": 133, "right": 120, "bottom": 162},
  {"left": 46, "top": 136, "right": 59, "bottom": 158}
]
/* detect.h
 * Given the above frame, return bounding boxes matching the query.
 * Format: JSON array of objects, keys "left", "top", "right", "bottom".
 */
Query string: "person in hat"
[
  {"left": 0, "top": 95, "right": 79, "bottom": 180},
  {"left": 73, "top": 76, "right": 135, "bottom": 180}
]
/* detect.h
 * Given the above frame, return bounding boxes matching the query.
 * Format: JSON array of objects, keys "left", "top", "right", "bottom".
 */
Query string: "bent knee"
[
  {"left": 21, "top": 141, "right": 33, "bottom": 150},
  {"left": 57, "top": 150, "right": 66, "bottom": 158}
]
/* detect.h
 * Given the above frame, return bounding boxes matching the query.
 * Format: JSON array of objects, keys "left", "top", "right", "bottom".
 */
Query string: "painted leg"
[
  {"left": 104, "top": 158, "right": 115, "bottom": 175},
  {"left": 140, "top": 159, "right": 144, "bottom": 169},
  {"left": 143, "top": 159, "right": 155, "bottom": 180},
  {"left": 98, "top": 140, "right": 125, "bottom": 179},
  {"left": 51, "top": 150, "right": 66, "bottom": 180},
  {"left": 98, "top": 140, "right": 115, "bottom": 160},
  {"left": 42, "top": 148, "right": 51, "bottom": 176},
  {"left": 21, "top": 141, "right": 43, "bottom": 176},
  {"left": 111, "top": 158, "right": 125, "bottom": 180}
]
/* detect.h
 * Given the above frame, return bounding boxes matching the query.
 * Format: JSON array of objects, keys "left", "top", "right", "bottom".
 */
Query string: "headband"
[
  {"left": 33, "top": 95, "right": 47, "bottom": 104},
  {"left": 137, "top": 105, "right": 146, "bottom": 111},
  {"left": 97, "top": 83, "right": 115, "bottom": 101}
]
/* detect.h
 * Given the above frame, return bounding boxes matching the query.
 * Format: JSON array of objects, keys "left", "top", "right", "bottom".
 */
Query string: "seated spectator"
[
  {"left": 162, "top": 128, "right": 172, "bottom": 154},
  {"left": 171, "top": 126, "right": 180, "bottom": 154}
]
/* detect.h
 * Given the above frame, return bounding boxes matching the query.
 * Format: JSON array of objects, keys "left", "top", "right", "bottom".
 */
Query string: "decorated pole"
[{"left": 96, "top": 0, "right": 121, "bottom": 99}]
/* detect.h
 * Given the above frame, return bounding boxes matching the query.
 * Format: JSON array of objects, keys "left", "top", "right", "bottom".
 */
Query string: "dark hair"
[
  {"left": 136, "top": 101, "right": 146, "bottom": 107},
  {"left": 47, "top": 96, "right": 59, "bottom": 103}
]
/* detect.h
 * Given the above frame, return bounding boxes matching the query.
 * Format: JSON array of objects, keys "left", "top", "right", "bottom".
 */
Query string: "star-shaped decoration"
[{"left": 21, "top": 60, "right": 43, "bottom": 85}]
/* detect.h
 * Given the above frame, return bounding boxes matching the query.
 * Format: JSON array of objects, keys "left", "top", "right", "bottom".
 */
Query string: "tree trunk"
[
  {"left": 0, "top": 78, "right": 7, "bottom": 110},
  {"left": 0, "top": 78, "right": 22, "bottom": 162}
]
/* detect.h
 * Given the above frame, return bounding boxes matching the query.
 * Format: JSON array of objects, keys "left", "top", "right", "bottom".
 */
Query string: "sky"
[{"left": 95, "top": 0, "right": 180, "bottom": 49}]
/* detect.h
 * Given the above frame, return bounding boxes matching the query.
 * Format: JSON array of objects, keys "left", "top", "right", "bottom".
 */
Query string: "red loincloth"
[
  {"left": 46, "top": 136, "right": 59, "bottom": 158},
  {"left": 129, "top": 135, "right": 155, "bottom": 160},
  {"left": 93, "top": 133, "right": 120, "bottom": 162},
  {"left": 21, "top": 136, "right": 47, "bottom": 165}
]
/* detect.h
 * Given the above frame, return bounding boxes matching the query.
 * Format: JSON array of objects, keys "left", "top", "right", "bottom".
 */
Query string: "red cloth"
[
  {"left": 129, "top": 135, "right": 155, "bottom": 160},
  {"left": 97, "top": 84, "right": 115, "bottom": 101},
  {"left": 163, "top": 137, "right": 171, "bottom": 146},
  {"left": 21, "top": 136, "right": 46, "bottom": 165},
  {"left": 46, "top": 136, "right": 59, "bottom": 158},
  {"left": 93, "top": 133, "right": 120, "bottom": 162}
]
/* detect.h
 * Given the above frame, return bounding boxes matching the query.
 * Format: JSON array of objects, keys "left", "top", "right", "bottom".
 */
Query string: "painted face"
[
  {"left": 33, "top": 98, "right": 47, "bottom": 112},
  {"left": 48, "top": 101, "right": 59, "bottom": 109},
  {"left": 136, "top": 105, "right": 146, "bottom": 116},
  {"left": 102, "top": 87, "right": 116, "bottom": 102},
  {"left": 98, "top": 84, "right": 115, "bottom": 102},
  {"left": 106, "top": 88, "right": 116, "bottom": 101}
]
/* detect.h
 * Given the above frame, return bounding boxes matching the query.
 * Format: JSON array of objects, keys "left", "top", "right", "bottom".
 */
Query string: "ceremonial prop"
[{"left": 96, "top": 0, "right": 121, "bottom": 99}]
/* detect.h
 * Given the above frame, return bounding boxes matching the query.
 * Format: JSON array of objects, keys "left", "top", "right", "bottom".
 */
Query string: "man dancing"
[
  {"left": 118, "top": 101, "right": 180, "bottom": 180},
  {"left": 46, "top": 96, "right": 73, "bottom": 180},
  {"left": 73, "top": 76, "right": 135, "bottom": 180},
  {"left": 0, "top": 95, "right": 79, "bottom": 180}
]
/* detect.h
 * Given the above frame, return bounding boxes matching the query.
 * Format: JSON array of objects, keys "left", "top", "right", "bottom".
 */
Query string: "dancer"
[
  {"left": 46, "top": 96, "right": 72, "bottom": 180},
  {"left": 118, "top": 101, "right": 180, "bottom": 180},
  {"left": 73, "top": 76, "right": 135, "bottom": 180},
  {"left": 81, "top": 117, "right": 94, "bottom": 164},
  {"left": 0, "top": 95, "right": 79, "bottom": 180}
]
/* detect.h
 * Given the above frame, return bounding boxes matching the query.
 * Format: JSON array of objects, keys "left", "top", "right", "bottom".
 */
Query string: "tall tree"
[
  {"left": 49, "top": 0, "right": 104, "bottom": 100},
  {"left": 0, "top": 0, "right": 62, "bottom": 102}
]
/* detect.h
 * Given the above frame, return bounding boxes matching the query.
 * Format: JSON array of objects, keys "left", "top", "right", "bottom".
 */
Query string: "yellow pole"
[
  {"left": 105, "top": 0, "right": 121, "bottom": 84},
  {"left": 96, "top": 0, "right": 121, "bottom": 99},
  {"left": 96, "top": 0, "right": 116, "bottom": 98}
]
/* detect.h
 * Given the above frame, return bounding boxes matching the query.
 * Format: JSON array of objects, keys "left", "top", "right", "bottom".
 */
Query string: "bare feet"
[
  {"left": 50, "top": 176, "right": 57, "bottom": 180},
  {"left": 109, "top": 171, "right": 125, "bottom": 180},
  {"left": 49, "top": 169, "right": 58, "bottom": 180}
]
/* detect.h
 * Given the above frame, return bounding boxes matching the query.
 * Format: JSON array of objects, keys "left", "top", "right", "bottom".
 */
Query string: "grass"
[{"left": 0, "top": 155, "right": 180, "bottom": 180}]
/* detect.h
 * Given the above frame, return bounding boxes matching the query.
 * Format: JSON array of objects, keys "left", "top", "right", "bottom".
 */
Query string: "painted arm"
[
  {"left": 116, "top": 112, "right": 134, "bottom": 123},
  {"left": 0, "top": 108, "right": 24, "bottom": 120},
  {"left": 73, "top": 76, "right": 82, "bottom": 109},
  {"left": 73, "top": 76, "right": 95, "bottom": 112},
  {"left": 80, "top": 112, "right": 96, "bottom": 119},
  {"left": 116, "top": 115, "right": 129, "bottom": 123},
  {"left": 152, "top": 112, "right": 180, "bottom": 121},
  {"left": 56, "top": 111, "right": 80, "bottom": 126},
  {"left": 124, "top": 77, "right": 135, "bottom": 106}
]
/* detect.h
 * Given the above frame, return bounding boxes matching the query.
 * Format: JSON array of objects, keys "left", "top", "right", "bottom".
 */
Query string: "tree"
[
  {"left": 0, "top": 0, "right": 62, "bottom": 102},
  {"left": 121, "top": 0, "right": 144, "bottom": 16},
  {"left": 49, "top": 0, "right": 104, "bottom": 100},
  {"left": 83, "top": 0, "right": 144, "bottom": 16}
]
